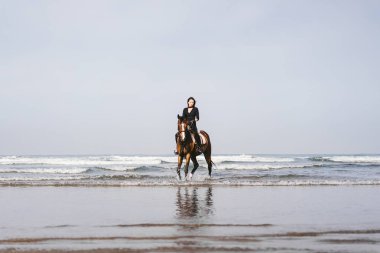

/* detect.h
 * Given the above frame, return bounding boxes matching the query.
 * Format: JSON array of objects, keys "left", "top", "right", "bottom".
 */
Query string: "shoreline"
[
  {"left": 1, "top": 182, "right": 380, "bottom": 187},
  {"left": 1, "top": 185, "right": 379, "bottom": 252}
]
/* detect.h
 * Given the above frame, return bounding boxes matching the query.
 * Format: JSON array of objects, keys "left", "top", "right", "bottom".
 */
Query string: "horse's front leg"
[
  {"left": 184, "top": 153, "right": 191, "bottom": 180},
  {"left": 177, "top": 155, "right": 184, "bottom": 180}
]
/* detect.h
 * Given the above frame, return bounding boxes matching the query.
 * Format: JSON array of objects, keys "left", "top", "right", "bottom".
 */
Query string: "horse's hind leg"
[
  {"left": 203, "top": 149, "right": 212, "bottom": 177},
  {"left": 190, "top": 155, "right": 199, "bottom": 180}
]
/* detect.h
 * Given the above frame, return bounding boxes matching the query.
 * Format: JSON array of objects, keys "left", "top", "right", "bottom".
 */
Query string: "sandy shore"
[{"left": 1, "top": 186, "right": 380, "bottom": 253}]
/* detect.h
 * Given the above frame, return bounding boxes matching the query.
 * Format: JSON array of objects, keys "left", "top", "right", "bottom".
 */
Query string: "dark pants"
[{"left": 190, "top": 123, "right": 201, "bottom": 146}]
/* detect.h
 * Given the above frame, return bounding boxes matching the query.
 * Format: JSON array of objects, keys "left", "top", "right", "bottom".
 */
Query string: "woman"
[{"left": 175, "top": 97, "right": 202, "bottom": 154}]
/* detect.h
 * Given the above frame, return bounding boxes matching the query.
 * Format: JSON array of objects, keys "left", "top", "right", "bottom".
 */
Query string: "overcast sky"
[{"left": 1, "top": 0, "right": 379, "bottom": 155}]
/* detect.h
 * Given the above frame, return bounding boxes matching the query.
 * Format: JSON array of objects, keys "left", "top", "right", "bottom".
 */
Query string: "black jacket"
[
  {"left": 182, "top": 107, "right": 199, "bottom": 122},
  {"left": 182, "top": 107, "right": 199, "bottom": 131}
]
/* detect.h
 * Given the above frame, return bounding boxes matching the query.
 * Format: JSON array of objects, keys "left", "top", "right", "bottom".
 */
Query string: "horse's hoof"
[
  {"left": 177, "top": 175, "right": 181, "bottom": 181},
  {"left": 189, "top": 173, "right": 193, "bottom": 180}
]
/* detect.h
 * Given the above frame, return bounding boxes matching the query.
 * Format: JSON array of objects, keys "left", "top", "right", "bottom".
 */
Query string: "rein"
[{"left": 177, "top": 121, "right": 192, "bottom": 154}]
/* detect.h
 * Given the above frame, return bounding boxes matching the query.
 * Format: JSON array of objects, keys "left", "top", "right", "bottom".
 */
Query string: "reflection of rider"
[{"left": 182, "top": 97, "right": 202, "bottom": 153}]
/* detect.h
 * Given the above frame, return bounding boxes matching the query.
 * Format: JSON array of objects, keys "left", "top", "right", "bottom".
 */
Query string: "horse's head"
[{"left": 177, "top": 114, "right": 188, "bottom": 142}]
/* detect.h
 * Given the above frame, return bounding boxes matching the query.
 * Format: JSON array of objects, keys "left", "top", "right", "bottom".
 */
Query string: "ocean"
[
  {"left": 1, "top": 154, "right": 380, "bottom": 252},
  {"left": 1, "top": 154, "right": 380, "bottom": 186}
]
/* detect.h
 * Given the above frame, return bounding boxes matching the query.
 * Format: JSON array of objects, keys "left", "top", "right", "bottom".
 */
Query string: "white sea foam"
[
  {"left": 0, "top": 155, "right": 295, "bottom": 166},
  {"left": 0, "top": 175, "right": 88, "bottom": 181},
  {"left": 105, "top": 156, "right": 175, "bottom": 164},
  {"left": 0, "top": 156, "right": 163, "bottom": 166},
  {"left": 1, "top": 178, "right": 380, "bottom": 186},
  {"left": 94, "top": 166, "right": 140, "bottom": 171},
  {"left": 215, "top": 163, "right": 318, "bottom": 170},
  {"left": 211, "top": 155, "right": 295, "bottom": 163},
  {"left": 217, "top": 180, "right": 380, "bottom": 186},
  {"left": 0, "top": 168, "right": 89, "bottom": 174},
  {"left": 322, "top": 156, "right": 380, "bottom": 163}
]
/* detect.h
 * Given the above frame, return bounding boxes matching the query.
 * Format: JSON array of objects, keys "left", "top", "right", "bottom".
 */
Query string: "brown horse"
[{"left": 175, "top": 115, "right": 213, "bottom": 180}]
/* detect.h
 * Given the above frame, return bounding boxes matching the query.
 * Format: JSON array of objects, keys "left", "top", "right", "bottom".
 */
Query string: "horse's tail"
[{"left": 211, "top": 160, "right": 218, "bottom": 170}]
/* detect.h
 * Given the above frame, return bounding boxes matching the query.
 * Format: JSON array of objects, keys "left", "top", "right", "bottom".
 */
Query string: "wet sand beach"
[{"left": 1, "top": 185, "right": 380, "bottom": 253}]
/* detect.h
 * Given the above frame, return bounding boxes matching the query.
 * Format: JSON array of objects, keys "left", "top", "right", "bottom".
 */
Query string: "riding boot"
[{"left": 194, "top": 133, "right": 202, "bottom": 153}]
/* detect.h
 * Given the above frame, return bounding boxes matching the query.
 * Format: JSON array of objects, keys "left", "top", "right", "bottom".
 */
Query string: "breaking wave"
[
  {"left": 310, "top": 156, "right": 380, "bottom": 164},
  {"left": 0, "top": 167, "right": 90, "bottom": 174},
  {"left": 0, "top": 155, "right": 297, "bottom": 166},
  {"left": 1, "top": 154, "right": 380, "bottom": 187}
]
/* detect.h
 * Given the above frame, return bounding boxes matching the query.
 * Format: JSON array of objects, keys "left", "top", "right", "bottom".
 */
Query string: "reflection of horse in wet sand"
[
  {"left": 175, "top": 187, "right": 214, "bottom": 220},
  {"left": 175, "top": 115, "right": 214, "bottom": 180}
]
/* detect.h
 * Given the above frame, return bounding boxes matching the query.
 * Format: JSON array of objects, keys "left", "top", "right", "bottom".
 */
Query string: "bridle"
[{"left": 178, "top": 120, "right": 188, "bottom": 143}]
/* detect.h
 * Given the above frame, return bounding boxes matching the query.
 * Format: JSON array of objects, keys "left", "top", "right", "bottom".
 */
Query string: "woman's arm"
[{"left": 195, "top": 107, "right": 199, "bottom": 121}]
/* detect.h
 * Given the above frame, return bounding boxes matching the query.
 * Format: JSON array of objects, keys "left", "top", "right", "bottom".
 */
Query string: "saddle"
[{"left": 190, "top": 132, "right": 207, "bottom": 145}]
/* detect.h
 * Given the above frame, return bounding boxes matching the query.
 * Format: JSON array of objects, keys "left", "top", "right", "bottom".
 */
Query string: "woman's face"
[{"left": 187, "top": 99, "right": 195, "bottom": 108}]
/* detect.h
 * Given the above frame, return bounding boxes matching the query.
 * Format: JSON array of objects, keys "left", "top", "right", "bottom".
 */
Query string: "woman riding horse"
[
  {"left": 174, "top": 97, "right": 214, "bottom": 180},
  {"left": 174, "top": 97, "right": 202, "bottom": 154}
]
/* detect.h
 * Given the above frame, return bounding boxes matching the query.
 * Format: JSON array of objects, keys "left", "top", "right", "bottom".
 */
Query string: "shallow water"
[
  {"left": 1, "top": 154, "right": 380, "bottom": 186},
  {"left": 0, "top": 186, "right": 379, "bottom": 252}
]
